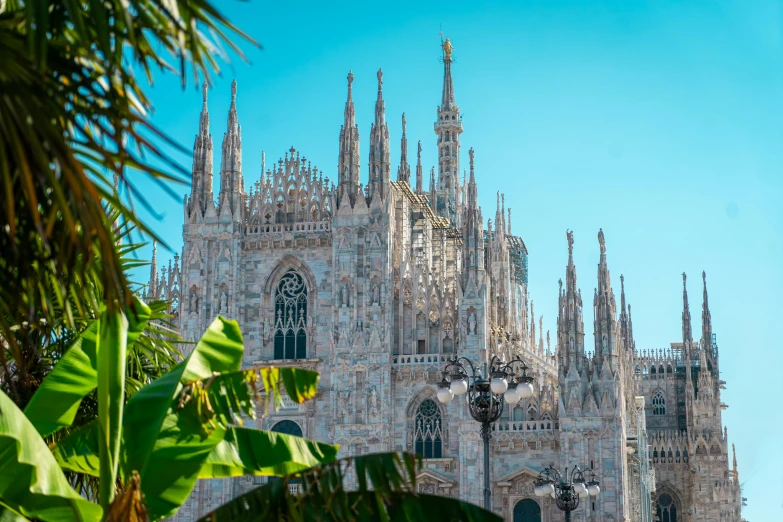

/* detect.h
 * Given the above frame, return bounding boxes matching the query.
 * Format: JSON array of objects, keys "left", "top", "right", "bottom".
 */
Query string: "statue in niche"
[
  {"left": 339, "top": 284, "right": 347, "bottom": 307},
  {"left": 468, "top": 312, "right": 477, "bottom": 335},
  {"left": 372, "top": 284, "right": 380, "bottom": 305},
  {"left": 368, "top": 386, "right": 379, "bottom": 418},
  {"left": 218, "top": 291, "right": 227, "bottom": 313},
  {"left": 188, "top": 292, "right": 193, "bottom": 313},
  {"left": 262, "top": 317, "right": 272, "bottom": 344},
  {"left": 337, "top": 388, "right": 352, "bottom": 419}
]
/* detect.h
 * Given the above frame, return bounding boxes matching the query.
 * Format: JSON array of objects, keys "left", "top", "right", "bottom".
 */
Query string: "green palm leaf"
[{"left": 0, "top": 389, "right": 102, "bottom": 522}]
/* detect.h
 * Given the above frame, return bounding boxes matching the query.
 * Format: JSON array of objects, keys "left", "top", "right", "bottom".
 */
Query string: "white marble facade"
[{"left": 149, "top": 41, "right": 744, "bottom": 522}]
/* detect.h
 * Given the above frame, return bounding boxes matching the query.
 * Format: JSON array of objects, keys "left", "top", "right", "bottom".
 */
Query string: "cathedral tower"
[{"left": 434, "top": 36, "right": 463, "bottom": 225}]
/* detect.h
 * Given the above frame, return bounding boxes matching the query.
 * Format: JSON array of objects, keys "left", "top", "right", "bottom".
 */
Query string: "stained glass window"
[
  {"left": 652, "top": 390, "right": 666, "bottom": 415},
  {"left": 273, "top": 271, "right": 307, "bottom": 360},
  {"left": 656, "top": 493, "right": 677, "bottom": 522},
  {"left": 414, "top": 399, "right": 443, "bottom": 458}
]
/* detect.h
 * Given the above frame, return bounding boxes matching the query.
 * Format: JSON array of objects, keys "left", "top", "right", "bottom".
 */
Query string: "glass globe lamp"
[
  {"left": 490, "top": 376, "right": 508, "bottom": 394},
  {"left": 437, "top": 386, "right": 454, "bottom": 403},
  {"left": 516, "top": 381, "right": 534, "bottom": 400},
  {"left": 504, "top": 384, "right": 520, "bottom": 404}
]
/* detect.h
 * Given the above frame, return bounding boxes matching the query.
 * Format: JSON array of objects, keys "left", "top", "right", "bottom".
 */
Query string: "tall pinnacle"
[
  {"left": 189, "top": 80, "right": 214, "bottom": 216},
  {"left": 199, "top": 81, "right": 210, "bottom": 136},
  {"left": 594, "top": 229, "right": 616, "bottom": 359},
  {"left": 440, "top": 35, "right": 455, "bottom": 109},
  {"left": 682, "top": 273, "right": 692, "bottom": 345},
  {"left": 345, "top": 71, "right": 355, "bottom": 126},
  {"left": 338, "top": 71, "right": 360, "bottom": 203},
  {"left": 702, "top": 270, "right": 712, "bottom": 348},
  {"left": 397, "top": 113, "right": 410, "bottom": 183},
  {"left": 149, "top": 240, "right": 158, "bottom": 297},
  {"left": 219, "top": 79, "right": 243, "bottom": 209},
  {"left": 415, "top": 140, "right": 423, "bottom": 193},
  {"left": 368, "top": 68, "right": 390, "bottom": 201}
]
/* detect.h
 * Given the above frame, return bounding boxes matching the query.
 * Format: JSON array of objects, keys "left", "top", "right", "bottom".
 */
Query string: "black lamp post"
[
  {"left": 534, "top": 465, "right": 600, "bottom": 522},
  {"left": 436, "top": 355, "right": 534, "bottom": 511}
]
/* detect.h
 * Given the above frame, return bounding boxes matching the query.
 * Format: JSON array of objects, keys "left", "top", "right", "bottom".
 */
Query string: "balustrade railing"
[
  {"left": 392, "top": 354, "right": 450, "bottom": 366},
  {"left": 493, "top": 420, "right": 557, "bottom": 432}
]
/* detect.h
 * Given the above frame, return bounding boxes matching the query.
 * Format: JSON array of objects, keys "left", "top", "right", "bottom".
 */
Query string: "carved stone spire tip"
[{"left": 231, "top": 79, "right": 237, "bottom": 102}]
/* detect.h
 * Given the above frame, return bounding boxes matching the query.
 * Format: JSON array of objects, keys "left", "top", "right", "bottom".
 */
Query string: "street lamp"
[
  {"left": 534, "top": 465, "right": 600, "bottom": 522},
  {"left": 436, "top": 355, "right": 534, "bottom": 511}
]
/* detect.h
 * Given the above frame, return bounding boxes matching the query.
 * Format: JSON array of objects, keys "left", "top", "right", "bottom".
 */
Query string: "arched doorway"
[
  {"left": 270, "top": 421, "right": 303, "bottom": 486},
  {"left": 513, "top": 498, "right": 541, "bottom": 522}
]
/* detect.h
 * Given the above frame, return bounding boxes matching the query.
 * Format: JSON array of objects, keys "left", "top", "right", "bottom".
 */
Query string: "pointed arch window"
[
  {"left": 652, "top": 390, "right": 666, "bottom": 415},
  {"left": 656, "top": 493, "right": 678, "bottom": 522},
  {"left": 414, "top": 399, "right": 443, "bottom": 458},
  {"left": 273, "top": 271, "right": 308, "bottom": 360}
]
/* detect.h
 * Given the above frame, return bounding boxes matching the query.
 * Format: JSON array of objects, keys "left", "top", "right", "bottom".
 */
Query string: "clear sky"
[{"left": 130, "top": 1, "right": 783, "bottom": 518}]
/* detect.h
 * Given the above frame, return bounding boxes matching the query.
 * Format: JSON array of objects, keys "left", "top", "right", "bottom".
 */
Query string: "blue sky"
[{"left": 131, "top": 1, "right": 783, "bottom": 518}]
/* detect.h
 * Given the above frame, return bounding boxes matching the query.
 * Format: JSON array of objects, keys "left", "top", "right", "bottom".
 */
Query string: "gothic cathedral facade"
[{"left": 149, "top": 40, "right": 744, "bottom": 522}]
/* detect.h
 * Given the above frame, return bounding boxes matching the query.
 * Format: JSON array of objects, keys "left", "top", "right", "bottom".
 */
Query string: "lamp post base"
[{"left": 563, "top": 509, "right": 571, "bottom": 522}]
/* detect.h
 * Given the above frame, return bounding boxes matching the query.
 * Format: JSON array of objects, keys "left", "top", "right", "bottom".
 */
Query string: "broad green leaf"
[
  {"left": 278, "top": 367, "right": 319, "bottom": 404},
  {"left": 195, "top": 452, "right": 501, "bottom": 522},
  {"left": 97, "top": 311, "right": 128, "bottom": 511},
  {"left": 24, "top": 298, "right": 151, "bottom": 437},
  {"left": 121, "top": 317, "right": 244, "bottom": 520},
  {"left": 0, "top": 390, "right": 102, "bottom": 522},
  {"left": 258, "top": 367, "right": 319, "bottom": 416},
  {"left": 51, "top": 421, "right": 100, "bottom": 477},
  {"left": 199, "top": 427, "right": 338, "bottom": 479}
]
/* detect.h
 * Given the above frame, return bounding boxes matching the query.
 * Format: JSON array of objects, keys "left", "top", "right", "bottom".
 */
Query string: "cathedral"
[{"left": 147, "top": 39, "right": 745, "bottom": 522}]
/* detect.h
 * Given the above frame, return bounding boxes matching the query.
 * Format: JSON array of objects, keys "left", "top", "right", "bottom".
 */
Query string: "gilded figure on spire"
[{"left": 442, "top": 37, "right": 454, "bottom": 60}]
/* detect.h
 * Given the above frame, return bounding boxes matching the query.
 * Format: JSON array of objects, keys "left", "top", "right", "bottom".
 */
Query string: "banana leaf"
[
  {"left": 196, "top": 452, "right": 501, "bottom": 522},
  {"left": 198, "top": 426, "right": 338, "bottom": 479},
  {"left": 120, "top": 316, "right": 245, "bottom": 520},
  {"left": 0, "top": 389, "right": 102, "bottom": 522},
  {"left": 23, "top": 298, "right": 151, "bottom": 437}
]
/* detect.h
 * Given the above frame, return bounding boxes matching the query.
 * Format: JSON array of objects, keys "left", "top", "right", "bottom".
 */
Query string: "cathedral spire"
[
  {"left": 682, "top": 272, "right": 693, "bottom": 346},
  {"left": 189, "top": 81, "right": 214, "bottom": 217},
  {"left": 415, "top": 140, "right": 423, "bottom": 193},
  {"left": 368, "top": 68, "right": 390, "bottom": 202},
  {"left": 440, "top": 35, "right": 455, "bottom": 110},
  {"left": 338, "top": 71, "right": 360, "bottom": 205},
  {"left": 593, "top": 229, "right": 617, "bottom": 361},
  {"left": 397, "top": 113, "right": 411, "bottom": 183},
  {"left": 732, "top": 444, "right": 738, "bottom": 481},
  {"left": 461, "top": 147, "right": 484, "bottom": 284},
  {"left": 557, "top": 230, "right": 585, "bottom": 372},
  {"left": 702, "top": 270, "right": 712, "bottom": 349},
  {"left": 148, "top": 240, "right": 158, "bottom": 298},
  {"left": 219, "top": 79, "right": 244, "bottom": 216},
  {"left": 434, "top": 35, "right": 463, "bottom": 226}
]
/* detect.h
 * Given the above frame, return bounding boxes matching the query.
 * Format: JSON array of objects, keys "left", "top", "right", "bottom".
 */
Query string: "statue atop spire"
[
  {"left": 598, "top": 228, "right": 606, "bottom": 254},
  {"left": 567, "top": 230, "right": 574, "bottom": 261},
  {"left": 441, "top": 36, "right": 454, "bottom": 61},
  {"left": 230, "top": 79, "right": 237, "bottom": 104}
]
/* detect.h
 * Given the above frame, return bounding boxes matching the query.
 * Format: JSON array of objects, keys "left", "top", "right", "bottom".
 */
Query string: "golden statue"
[{"left": 442, "top": 37, "right": 454, "bottom": 60}]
